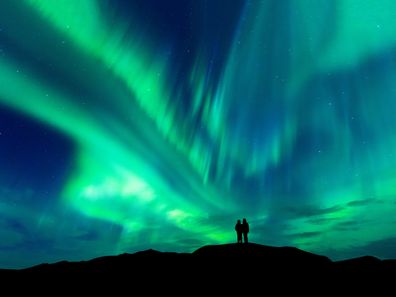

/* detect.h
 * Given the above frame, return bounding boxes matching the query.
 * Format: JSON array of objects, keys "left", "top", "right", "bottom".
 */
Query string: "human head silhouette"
[{"left": 243, "top": 218, "right": 247, "bottom": 223}]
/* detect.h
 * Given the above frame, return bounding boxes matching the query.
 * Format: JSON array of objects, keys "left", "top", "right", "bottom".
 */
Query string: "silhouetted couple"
[{"left": 235, "top": 218, "right": 249, "bottom": 244}]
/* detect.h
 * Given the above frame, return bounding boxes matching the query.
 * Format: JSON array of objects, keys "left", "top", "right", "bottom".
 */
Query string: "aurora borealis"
[{"left": 2, "top": 0, "right": 396, "bottom": 269}]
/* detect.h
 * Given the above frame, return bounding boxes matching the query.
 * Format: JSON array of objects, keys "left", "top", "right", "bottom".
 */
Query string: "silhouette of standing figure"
[
  {"left": 241, "top": 218, "right": 249, "bottom": 244},
  {"left": 235, "top": 219, "right": 242, "bottom": 243}
]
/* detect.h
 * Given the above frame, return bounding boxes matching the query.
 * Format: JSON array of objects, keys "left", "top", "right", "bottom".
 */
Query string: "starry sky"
[{"left": 1, "top": 0, "right": 396, "bottom": 269}]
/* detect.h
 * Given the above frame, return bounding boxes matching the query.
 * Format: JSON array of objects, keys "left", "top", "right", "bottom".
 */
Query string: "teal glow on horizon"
[{"left": 1, "top": 0, "right": 396, "bottom": 268}]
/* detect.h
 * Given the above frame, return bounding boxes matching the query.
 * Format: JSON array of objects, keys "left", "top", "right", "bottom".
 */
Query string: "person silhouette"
[
  {"left": 235, "top": 219, "right": 242, "bottom": 243},
  {"left": 241, "top": 218, "right": 249, "bottom": 244}
]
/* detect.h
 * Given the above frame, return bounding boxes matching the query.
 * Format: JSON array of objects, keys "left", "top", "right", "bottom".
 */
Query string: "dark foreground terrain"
[{"left": 1, "top": 243, "right": 395, "bottom": 292}]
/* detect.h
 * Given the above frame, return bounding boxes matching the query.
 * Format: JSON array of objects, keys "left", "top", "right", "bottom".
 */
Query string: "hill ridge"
[{"left": 1, "top": 242, "right": 395, "bottom": 279}]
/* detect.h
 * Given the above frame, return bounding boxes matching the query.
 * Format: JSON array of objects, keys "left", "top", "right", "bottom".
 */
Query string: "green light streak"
[{"left": 0, "top": 0, "right": 237, "bottom": 249}]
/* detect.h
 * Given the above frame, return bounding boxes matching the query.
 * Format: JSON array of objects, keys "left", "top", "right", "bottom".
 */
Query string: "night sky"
[{"left": 1, "top": 0, "right": 396, "bottom": 269}]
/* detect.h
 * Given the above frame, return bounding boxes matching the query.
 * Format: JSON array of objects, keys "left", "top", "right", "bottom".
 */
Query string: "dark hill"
[{"left": 1, "top": 243, "right": 395, "bottom": 291}]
